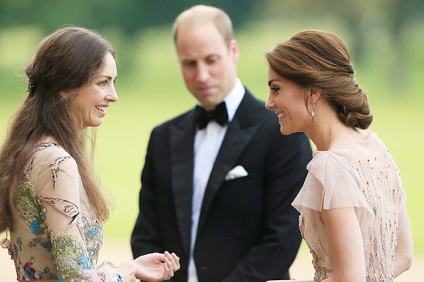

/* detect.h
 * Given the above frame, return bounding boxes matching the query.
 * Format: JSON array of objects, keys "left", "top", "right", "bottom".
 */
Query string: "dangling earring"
[
  {"left": 65, "top": 97, "right": 70, "bottom": 109},
  {"left": 311, "top": 100, "right": 318, "bottom": 121}
]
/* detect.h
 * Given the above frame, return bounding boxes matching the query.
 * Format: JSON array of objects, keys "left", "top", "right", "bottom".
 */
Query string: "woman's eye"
[
  {"left": 271, "top": 87, "right": 279, "bottom": 93},
  {"left": 98, "top": 81, "right": 107, "bottom": 87}
]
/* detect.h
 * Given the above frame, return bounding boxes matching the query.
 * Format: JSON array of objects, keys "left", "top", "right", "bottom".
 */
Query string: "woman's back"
[{"left": 293, "top": 130, "right": 405, "bottom": 281}]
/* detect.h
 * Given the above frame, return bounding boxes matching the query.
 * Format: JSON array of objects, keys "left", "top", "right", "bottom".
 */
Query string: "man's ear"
[{"left": 230, "top": 39, "right": 239, "bottom": 63}]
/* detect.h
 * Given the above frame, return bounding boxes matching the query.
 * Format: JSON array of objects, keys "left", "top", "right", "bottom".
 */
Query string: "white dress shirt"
[{"left": 188, "top": 78, "right": 245, "bottom": 282}]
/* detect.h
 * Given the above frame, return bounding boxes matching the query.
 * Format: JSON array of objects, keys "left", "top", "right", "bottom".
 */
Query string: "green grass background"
[{"left": 1, "top": 19, "right": 423, "bottom": 253}]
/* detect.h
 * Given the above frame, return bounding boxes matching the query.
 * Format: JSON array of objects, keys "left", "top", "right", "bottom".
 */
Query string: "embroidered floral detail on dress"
[
  {"left": 36, "top": 142, "right": 61, "bottom": 151},
  {"left": 50, "top": 155, "right": 72, "bottom": 189},
  {"left": 98, "top": 271, "right": 107, "bottom": 281},
  {"left": 87, "top": 227, "right": 101, "bottom": 239},
  {"left": 39, "top": 196, "right": 80, "bottom": 225},
  {"left": 12, "top": 237, "right": 55, "bottom": 280},
  {"left": 52, "top": 233, "right": 92, "bottom": 281},
  {"left": 40, "top": 240, "right": 52, "bottom": 251},
  {"left": 10, "top": 142, "right": 122, "bottom": 281},
  {"left": 79, "top": 215, "right": 103, "bottom": 263},
  {"left": 23, "top": 257, "right": 41, "bottom": 279},
  {"left": 15, "top": 181, "right": 48, "bottom": 237},
  {"left": 13, "top": 181, "right": 56, "bottom": 280},
  {"left": 115, "top": 273, "right": 124, "bottom": 282}
]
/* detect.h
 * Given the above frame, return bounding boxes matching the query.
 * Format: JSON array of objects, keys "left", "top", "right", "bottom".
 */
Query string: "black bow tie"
[{"left": 195, "top": 101, "right": 228, "bottom": 129}]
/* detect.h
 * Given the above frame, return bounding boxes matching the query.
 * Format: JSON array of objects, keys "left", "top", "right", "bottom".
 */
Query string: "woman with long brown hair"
[{"left": 0, "top": 26, "right": 179, "bottom": 282}]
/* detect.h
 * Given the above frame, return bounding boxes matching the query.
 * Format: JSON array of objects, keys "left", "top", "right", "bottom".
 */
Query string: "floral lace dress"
[
  {"left": 4, "top": 142, "right": 124, "bottom": 281},
  {"left": 292, "top": 130, "right": 406, "bottom": 282}
]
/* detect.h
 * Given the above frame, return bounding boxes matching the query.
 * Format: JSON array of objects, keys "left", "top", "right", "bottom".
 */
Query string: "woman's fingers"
[
  {"left": 165, "top": 251, "right": 180, "bottom": 271},
  {"left": 171, "top": 252, "right": 180, "bottom": 270}
]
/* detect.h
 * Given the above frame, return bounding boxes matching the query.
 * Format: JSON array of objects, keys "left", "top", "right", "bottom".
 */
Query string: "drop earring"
[{"left": 311, "top": 101, "right": 318, "bottom": 121}]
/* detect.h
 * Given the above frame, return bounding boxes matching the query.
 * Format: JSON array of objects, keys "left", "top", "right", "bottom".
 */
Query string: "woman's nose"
[
  {"left": 107, "top": 85, "right": 118, "bottom": 102},
  {"left": 265, "top": 97, "right": 273, "bottom": 109}
]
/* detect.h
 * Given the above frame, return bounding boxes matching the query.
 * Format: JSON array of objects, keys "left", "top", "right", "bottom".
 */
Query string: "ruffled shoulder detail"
[{"left": 292, "top": 151, "right": 373, "bottom": 215}]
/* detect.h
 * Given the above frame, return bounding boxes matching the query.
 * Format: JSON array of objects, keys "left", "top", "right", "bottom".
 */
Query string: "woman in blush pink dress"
[{"left": 264, "top": 30, "right": 413, "bottom": 282}]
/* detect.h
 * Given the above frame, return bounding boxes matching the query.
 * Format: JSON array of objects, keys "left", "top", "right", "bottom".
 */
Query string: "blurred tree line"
[
  {"left": 1, "top": 0, "right": 423, "bottom": 83},
  {"left": 1, "top": 0, "right": 423, "bottom": 61},
  {"left": 0, "top": 0, "right": 257, "bottom": 34}
]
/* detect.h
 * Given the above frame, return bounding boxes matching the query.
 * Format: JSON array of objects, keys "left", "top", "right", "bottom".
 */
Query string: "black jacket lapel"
[
  {"left": 197, "top": 91, "right": 261, "bottom": 233},
  {"left": 170, "top": 111, "right": 196, "bottom": 255}
]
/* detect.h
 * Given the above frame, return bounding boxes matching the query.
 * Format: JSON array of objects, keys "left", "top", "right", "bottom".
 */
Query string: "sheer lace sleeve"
[{"left": 25, "top": 145, "right": 125, "bottom": 281}]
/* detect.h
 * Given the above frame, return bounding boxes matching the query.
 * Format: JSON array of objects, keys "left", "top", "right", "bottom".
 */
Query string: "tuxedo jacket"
[{"left": 131, "top": 89, "right": 312, "bottom": 282}]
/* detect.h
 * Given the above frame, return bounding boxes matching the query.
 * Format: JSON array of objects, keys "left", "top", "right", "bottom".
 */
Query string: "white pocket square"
[{"left": 225, "top": 165, "right": 248, "bottom": 181}]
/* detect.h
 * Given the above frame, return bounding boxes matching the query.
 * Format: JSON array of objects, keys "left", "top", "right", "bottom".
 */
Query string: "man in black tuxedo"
[{"left": 131, "top": 5, "right": 312, "bottom": 282}]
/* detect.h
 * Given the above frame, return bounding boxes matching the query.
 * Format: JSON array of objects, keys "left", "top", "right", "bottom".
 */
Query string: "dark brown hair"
[
  {"left": 0, "top": 26, "right": 114, "bottom": 232},
  {"left": 266, "top": 29, "right": 373, "bottom": 129}
]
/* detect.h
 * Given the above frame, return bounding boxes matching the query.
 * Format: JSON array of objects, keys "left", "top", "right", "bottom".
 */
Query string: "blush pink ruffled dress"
[{"left": 292, "top": 130, "right": 405, "bottom": 282}]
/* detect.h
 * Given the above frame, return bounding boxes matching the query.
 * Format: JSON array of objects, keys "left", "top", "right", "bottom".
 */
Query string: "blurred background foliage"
[
  {"left": 1, "top": 0, "right": 423, "bottom": 75},
  {"left": 1, "top": 0, "right": 424, "bottom": 255}
]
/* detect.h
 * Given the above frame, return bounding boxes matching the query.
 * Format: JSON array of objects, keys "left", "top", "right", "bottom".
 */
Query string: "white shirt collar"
[
  {"left": 195, "top": 78, "right": 244, "bottom": 123},
  {"left": 223, "top": 78, "right": 245, "bottom": 122}
]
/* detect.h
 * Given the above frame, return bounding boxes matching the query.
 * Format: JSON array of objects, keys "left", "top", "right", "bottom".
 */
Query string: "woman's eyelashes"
[{"left": 270, "top": 86, "right": 280, "bottom": 93}]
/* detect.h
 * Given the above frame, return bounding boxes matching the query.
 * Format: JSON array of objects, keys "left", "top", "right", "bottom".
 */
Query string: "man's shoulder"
[
  {"left": 241, "top": 88, "right": 269, "bottom": 108},
  {"left": 152, "top": 108, "right": 194, "bottom": 131},
  {"left": 238, "top": 90, "right": 277, "bottom": 121}
]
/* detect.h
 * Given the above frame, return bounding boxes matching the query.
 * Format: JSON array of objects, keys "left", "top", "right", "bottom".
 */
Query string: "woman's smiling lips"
[{"left": 95, "top": 105, "right": 108, "bottom": 116}]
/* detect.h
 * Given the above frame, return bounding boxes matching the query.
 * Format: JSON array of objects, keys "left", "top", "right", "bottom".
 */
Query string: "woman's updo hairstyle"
[{"left": 265, "top": 30, "right": 373, "bottom": 129}]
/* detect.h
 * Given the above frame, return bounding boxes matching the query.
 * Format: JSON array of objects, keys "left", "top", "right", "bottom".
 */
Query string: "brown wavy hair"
[
  {"left": 265, "top": 29, "right": 373, "bottom": 129},
  {"left": 0, "top": 26, "right": 114, "bottom": 232}
]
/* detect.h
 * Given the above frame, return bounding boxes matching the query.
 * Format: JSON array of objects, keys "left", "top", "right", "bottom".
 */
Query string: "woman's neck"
[{"left": 307, "top": 112, "right": 362, "bottom": 152}]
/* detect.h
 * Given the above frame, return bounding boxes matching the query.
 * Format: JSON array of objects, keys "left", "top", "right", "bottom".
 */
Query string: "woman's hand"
[
  {"left": 116, "top": 262, "right": 137, "bottom": 282},
  {"left": 133, "top": 251, "right": 180, "bottom": 281}
]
